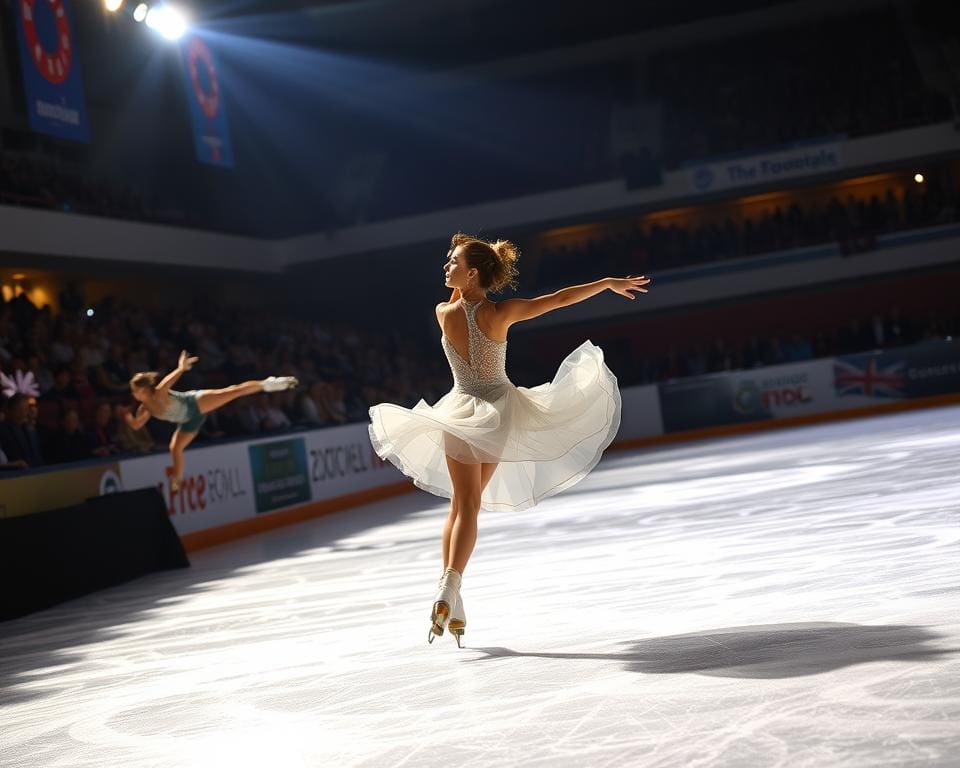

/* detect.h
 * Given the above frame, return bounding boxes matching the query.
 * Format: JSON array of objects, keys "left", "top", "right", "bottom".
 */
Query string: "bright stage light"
[
  {"left": 914, "top": 173, "right": 925, "bottom": 184},
  {"left": 103, "top": 0, "right": 124, "bottom": 11},
  {"left": 145, "top": 5, "right": 188, "bottom": 40},
  {"left": 133, "top": 3, "right": 148, "bottom": 22}
]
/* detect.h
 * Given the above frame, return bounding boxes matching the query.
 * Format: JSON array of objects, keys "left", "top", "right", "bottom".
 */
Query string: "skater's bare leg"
[
  {"left": 446, "top": 456, "right": 489, "bottom": 574},
  {"left": 442, "top": 495, "right": 457, "bottom": 569},
  {"left": 196, "top": 376, "right": 296, "bottom": 415},
  {"left": 442, "top": 462, "right": 497, "bottom": 569},
  {"left": 169, "top": 428, "right": 199, "bottom": 490},
  {"left": 435, "top": 461, "right": 495, "bottom": 644},
  {"left": 195, "top": 381, "right": 264, "bottom": 414}
]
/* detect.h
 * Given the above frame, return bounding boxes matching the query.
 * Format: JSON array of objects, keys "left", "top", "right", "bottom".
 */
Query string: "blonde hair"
[
  {"left": 451, "top": 232, "right": 519, "bottom": 293},
  {"left": 130, "top": 371, "right": 160, "bottom": 390}
]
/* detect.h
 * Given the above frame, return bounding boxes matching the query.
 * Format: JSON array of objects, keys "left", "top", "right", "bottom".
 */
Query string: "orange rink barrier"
[{"left": 180, "top": 480, "right": 415, "bottom": 552}]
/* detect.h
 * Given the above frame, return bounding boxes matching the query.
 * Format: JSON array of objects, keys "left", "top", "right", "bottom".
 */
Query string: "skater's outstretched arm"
[
  {"left": 499, "top": 276, "right": 650, "bottom": 325},
  {"left": 156, "top": 350, "right": 199, "bottom": 393}
]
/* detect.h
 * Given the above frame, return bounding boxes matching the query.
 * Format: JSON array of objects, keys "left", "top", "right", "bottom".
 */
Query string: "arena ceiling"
[{"left": 190, "top": 0, "right": 780, "bottom": 69}]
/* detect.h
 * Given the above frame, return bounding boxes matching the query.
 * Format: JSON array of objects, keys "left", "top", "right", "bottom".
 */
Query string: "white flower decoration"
[{"left": 0, "top": 370, "right": 40, "bottom": 397}]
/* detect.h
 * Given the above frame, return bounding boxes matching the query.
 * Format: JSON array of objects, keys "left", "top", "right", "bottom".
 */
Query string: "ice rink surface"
[{"left": 2, "top": 407, "right": 959, "bottom": 767}]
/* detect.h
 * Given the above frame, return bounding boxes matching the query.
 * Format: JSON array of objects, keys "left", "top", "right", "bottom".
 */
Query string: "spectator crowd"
[
  {"left": 533, "top": 175, "right": 960, "bottom": 286},
  {"left": 0, "top": 289, "right": 452, "bottom": 472},
  {"left": 2, "top": 281, "right": 957, "bottom": 472},
  {"left": 605, "top": 306, "right": 960, "bottom": 387}
]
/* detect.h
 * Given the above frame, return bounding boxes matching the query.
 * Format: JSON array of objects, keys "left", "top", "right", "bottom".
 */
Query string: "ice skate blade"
[{"left": 429, "top": 602, "right": 450, "bottom": 641}]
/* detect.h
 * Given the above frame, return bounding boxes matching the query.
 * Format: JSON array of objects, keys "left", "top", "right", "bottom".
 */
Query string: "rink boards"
[{"left": 2, "top": 339, "right": 959, "bottom": 544}]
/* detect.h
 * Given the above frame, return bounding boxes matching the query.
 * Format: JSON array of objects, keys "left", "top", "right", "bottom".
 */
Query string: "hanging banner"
[
  {"left": 179, "top": 35, "right": 234, "bottom": 168},
  {"left": 12, "top": 0, "right": 90, "bottom": 141}
]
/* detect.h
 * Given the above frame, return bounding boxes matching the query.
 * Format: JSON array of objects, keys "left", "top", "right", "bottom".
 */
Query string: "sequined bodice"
[
  {"left": 441, "top": 300, "right": 509, "bottom": 399},
  {"left": 158, "top": 390, "right": 190, "bottom": 424}
]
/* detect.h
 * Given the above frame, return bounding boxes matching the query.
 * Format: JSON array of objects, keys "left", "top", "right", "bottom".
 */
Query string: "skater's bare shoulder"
[{"left": 436, "top": 288, "right": 462, "bottom": 326}]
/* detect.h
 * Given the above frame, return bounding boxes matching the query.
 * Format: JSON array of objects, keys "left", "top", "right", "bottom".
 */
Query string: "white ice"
[{"left": 2, "top": 408, "right": 959, "bottom": 767}]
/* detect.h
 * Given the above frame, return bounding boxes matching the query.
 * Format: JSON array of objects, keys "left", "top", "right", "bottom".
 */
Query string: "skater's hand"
[
  {"left": 123, "top": 404, "right": 149, "bottom": 429},
  {"left": 178, "top": 350, "right": 199, "bottom": 371},
  {"left": 607, "top": 275, "right": 650, "bottom": 299}
]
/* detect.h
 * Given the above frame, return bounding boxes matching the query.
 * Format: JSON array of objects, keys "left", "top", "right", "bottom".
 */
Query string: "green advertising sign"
[{"left": 248, "top": 438, "right": 312, "bottom": 514}]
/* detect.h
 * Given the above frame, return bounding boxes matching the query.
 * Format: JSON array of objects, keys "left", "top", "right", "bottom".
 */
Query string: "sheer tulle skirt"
[{"left": 368, "top": 341, "right": 621, "bottom": 512}]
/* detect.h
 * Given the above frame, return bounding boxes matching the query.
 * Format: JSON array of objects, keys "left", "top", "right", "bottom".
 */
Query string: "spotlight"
[
  {"left": 133, "top": 3, "right": 148, "bottom": 22},
  {"left": 914, "top": 173, "right": 925, "bottom": 183},
  {"left": 103, "top": 0, "right": 123, "bottom": 11},
  {"left": 145, "top": 5, "right": 188, "bottom": 40},
  {"left": 86, "top": 308, "right": 95, "bottom": 318}
]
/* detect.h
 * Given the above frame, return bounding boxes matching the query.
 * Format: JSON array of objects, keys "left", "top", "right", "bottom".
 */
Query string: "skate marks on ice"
[{"left": 469, "top": 622, "right": 956, "bottom": 678}]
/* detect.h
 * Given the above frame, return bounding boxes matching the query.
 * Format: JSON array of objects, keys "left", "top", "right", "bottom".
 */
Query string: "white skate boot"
[
  {"left": 448, "top": 591, "right": 466, "bottom": 648},
  {"left": 428, "top": 567, "right": 462, "bottom": 644},
  {"left": 262, "top": 376, "right": 299, "bottom": 392}
]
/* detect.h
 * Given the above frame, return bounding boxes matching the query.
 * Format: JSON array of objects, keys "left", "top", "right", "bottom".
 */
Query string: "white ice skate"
[
  {"left": 262, "top": 376, "right": 299, "bottom": 392},
  {"left": 448, "top": 591, "right": 466, "bottom": 648},
  {"left": 428, "top": 567, "right": 462, "bottom": 644}
]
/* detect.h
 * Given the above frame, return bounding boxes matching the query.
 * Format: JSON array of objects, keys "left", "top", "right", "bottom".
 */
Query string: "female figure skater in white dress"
[{"left": 368, "top": 233, "right": 649, "bottom": 646}]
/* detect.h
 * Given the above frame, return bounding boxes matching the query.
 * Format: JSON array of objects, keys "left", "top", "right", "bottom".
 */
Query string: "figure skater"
[
  {"left": 125, "top": 350, "right": 297, "bottom": 490},
  {"left": 368, "top": 233, "right": 649, "bottom": 646}
]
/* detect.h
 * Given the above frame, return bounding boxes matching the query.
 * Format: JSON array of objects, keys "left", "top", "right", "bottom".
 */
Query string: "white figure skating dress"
[{"left": 368, "top": 299, "right": 621, "bottom": 511}]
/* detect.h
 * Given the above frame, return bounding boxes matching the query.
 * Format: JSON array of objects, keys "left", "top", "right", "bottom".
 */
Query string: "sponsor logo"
[
  {"left": 734, "top": 374, "right": 813, "bottom": 415},
  {"left": 99, "top": 469, "right": 122, "bottom": 495},
  {"left": 310, "top": 442, "right": 389, "bottom": 483},
  {"left": 187, "top": 37, "right": 220, "bottom": 120},
  {"left": 906, "top": 361, "right": 960, "bottom": 381},
  {"left": 692, "top": 167, "right": 715, "bottom": 191},
  {"left": 20, "top": 0, "right": 73, "bottom": 85},
  {"left": 159, "top": 464, "right": 247, "bottom": 516}
]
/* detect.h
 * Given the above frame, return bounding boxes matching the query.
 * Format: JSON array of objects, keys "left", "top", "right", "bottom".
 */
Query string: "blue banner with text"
[
  {"left": 13, "top": 0, "right": 90, "bottom": 141},
  {"left": 179, "top": 35, "right": 234, "bottom": 168}
]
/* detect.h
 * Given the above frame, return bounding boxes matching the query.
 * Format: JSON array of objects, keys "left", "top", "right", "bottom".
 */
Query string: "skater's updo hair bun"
[
  {"left": 451, "top": 232, "right": 519, "bottom": 293},
  {"left": 130, "top": 372, "right": 160, "bottom": 390}
]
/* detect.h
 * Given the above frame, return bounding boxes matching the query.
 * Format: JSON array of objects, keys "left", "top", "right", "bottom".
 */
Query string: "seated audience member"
[
  {"left": 88, "top": 401, "right": 118, "bottom": 457},
  {"left": 257, "top": 394, "right": 292, "bottom": 432},
  {"left": 44, "top": 408, "right": 94, "bottom": 464},
  {"left": 0, "top": 393, "right": 44, "bottom": 467}
]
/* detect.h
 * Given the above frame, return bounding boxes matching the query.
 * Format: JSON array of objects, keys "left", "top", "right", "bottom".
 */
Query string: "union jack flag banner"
[{"left": 833, "top": 357, "right": 906, "bottom": 398}]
